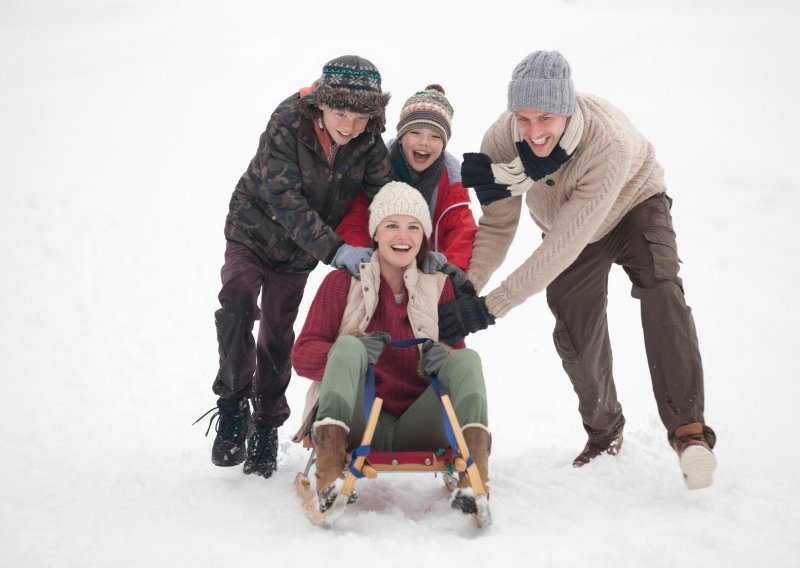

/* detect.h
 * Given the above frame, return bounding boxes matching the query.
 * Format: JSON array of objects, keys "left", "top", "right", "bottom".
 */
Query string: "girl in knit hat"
[
  {"left": 292, "top": 181, "right": 491, "bottom": 516},
  {"left": 336, "top": 85, "right": 478, "bottom": 272},
  {"left": 203, "top": 55, "right": 394, "bottom": 481}
]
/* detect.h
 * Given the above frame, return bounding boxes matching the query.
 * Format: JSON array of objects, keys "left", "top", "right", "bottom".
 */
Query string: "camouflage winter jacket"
[{"left": 224, "top": 91, "right": 391, "bottom": 273}]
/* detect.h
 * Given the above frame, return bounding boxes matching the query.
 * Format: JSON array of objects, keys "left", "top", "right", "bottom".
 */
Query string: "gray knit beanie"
[
  {"left": 368, "top": 181, "right": 432, "bottom": 238},
  {"left": 507, "top": 50, "right": 576, "bottom": 116}
]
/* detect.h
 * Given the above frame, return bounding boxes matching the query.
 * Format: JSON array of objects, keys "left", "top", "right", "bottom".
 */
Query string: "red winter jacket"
[{"left": 335, "top": 155, "right": 478, "bottom": 272}]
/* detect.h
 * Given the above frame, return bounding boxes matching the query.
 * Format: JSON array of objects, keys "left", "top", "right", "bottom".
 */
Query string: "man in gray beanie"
[{"left": 439, "top": 50, "right": 717, "bottom": 490}]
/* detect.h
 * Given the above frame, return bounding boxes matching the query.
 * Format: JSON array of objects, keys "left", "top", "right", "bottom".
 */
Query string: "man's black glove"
[
  {"left": 440, "top": 263, "right": 476, "bottom": 298},
  {"left": 474, "top": 184, "right": 513, "bottom": 206},
  {"left": 420, "top": 340, "right": 450, "bottom": 376},
  {"left": 461, "top": 153, "right": 495, "bottom": 186},
  {"left": 438, "top": 295, "right": 495, "bottom": 345},
  {"left": 462, "top": 153, "right": 513, "bottom": 206},
  {"left": 358, "top": 332, "right": 391, "bottom": 365}
]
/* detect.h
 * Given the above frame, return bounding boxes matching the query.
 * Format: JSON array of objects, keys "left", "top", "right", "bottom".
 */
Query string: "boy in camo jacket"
[{"left": 202, "top": 55, "right": 392, "bottom": 479}]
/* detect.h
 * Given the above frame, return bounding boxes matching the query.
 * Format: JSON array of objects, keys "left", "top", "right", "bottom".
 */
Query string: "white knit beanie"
[{"left": 368, "top": 181, "right": 432, "bottom": 238}]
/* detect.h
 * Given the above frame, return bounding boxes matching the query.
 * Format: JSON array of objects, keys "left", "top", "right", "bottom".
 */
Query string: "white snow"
[{"left": 2, "top": 1, "right": 799, "bottom": 566}]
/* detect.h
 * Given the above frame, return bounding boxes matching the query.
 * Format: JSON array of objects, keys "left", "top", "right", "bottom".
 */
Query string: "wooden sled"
[{"left": 294, "top": 393, "right": 491, "bottom": 529}]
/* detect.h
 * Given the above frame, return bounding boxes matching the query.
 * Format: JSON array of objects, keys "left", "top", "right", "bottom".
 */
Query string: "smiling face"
[
  {"left": 373, "top": 214, "right": 424, "bottom": 270},
  {"left": 399, "top": 128, "right": 445, "bottom": 173},
  {"left": 318, "top": 104, "right": 370, "bottom": 145},
  {"left": 514, "top": 109, "right": 569, "bottom": 158}
]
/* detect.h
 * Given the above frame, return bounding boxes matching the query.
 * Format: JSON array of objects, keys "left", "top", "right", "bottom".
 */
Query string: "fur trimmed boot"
[
  {"left": 451, "top": 426, "right": 491, "bottom": 514},
  {"left": 312, "top": 422, "right": 349, "bottom": 511}
]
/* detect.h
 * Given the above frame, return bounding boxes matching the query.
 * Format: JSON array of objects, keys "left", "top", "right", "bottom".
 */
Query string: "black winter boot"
[
  {"left": 195, "top": 397, "right": 251, "bottom": 467},
  {"left": 243, "top": 420, "right": 278, "bottom": 478}
]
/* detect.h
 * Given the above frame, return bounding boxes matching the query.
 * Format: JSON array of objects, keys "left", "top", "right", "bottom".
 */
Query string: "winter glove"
[
  {"left": 420, "top": 340, "right": 451, "bottom": 377},
  {"left": 438, "top": 294, "right": 495, "bottom": 345},
  {"left": 358, "top": 331, "right": 391, "bottom": 365},
  {"left": 421, "top": 251, "right": 448, "bottom": 274},
  {"left": 515, "top": 140, "right": 572, "bottom": 181},
  {"left": 462, "top": 153, "right": 513, "bottom": 207},
  {"left": 440, "top": 263, "right": 476, "bottom": 298},
  {"left": 331, "top": 244, "right": 373, "bottom": 277},
  {"left": 461, "top": 153, "right": 496, "bottom": 187}
]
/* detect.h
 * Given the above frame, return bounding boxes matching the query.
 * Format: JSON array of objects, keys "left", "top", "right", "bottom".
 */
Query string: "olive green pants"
[{"left": 316, "top": 336, "right": 488, "bottom": 452}]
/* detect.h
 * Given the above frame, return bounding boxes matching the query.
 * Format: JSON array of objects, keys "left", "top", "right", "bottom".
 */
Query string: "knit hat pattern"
[
  {"left": 314, "top": 55, "right": 391, "bottom": 118},
  {"left": 507, "top": 50, "right": 576, "bottom": 116},
  {"left": 368, "top": 181, "right": 433, "bottom": 238},
  {"left": 396, "top": 84, "right": 454, "bottom": 147}
]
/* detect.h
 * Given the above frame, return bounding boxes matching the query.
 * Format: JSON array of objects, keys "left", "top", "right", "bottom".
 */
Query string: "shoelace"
[
  {"left": 192, "top": 407, "right": 221, "bottom": 437},
  {"left": 192, "top": 405, "right": 246, "bottom": 439}
]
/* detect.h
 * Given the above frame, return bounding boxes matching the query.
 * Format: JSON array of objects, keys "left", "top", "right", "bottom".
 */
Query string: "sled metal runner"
[{"left": 294, "top": 394, "right": 492, "bottom": 529}]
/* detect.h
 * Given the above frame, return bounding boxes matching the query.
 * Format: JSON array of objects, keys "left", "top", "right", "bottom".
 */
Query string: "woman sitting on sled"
[{"left": 291, "top": 181, "right": 490, "bottom": 514}]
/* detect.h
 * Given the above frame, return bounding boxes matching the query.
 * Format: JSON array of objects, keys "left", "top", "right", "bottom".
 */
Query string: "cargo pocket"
[
  {"left": 553, "top": 330, "right": 580, "bottom": 363},
  {"left": 642, "top": 228, "right": 682, "bottom": 282}
]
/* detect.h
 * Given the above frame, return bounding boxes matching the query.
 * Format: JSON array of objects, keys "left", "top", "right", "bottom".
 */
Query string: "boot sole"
[
  {"left": 212, "top": 446, "right": 246, "bottom": 467},
  {"left": 680, "top": 445, "right": 717, "bottom": 490},
  {"left": 212, "top": 456, "right": 245, "bottom": 467}
]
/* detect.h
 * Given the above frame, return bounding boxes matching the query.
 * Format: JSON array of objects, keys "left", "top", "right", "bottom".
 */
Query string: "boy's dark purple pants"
[{"left": 212, "top": 241, "right": 308, "bottom": 427}]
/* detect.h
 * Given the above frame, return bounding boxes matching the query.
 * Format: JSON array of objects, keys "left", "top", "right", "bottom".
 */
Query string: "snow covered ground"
[{"left": 2, "top": 1, "right": 799, "bottom": 566}]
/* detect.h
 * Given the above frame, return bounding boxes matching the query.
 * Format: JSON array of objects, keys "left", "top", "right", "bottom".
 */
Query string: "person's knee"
[
  {"left": 328, "top": 335, "right": 368, "bottom": 367},
  {"left": 442, "top": 348, "right": 485, "bottom": 387},
  {"left": 218, "top": 281, "right": 259, "bottom": 316},
  {"left": 447, "top": 347, "right": 480, "bottom": 367},
  {"left": 634, "top": 279, "right": 686, "bottom": 306}
]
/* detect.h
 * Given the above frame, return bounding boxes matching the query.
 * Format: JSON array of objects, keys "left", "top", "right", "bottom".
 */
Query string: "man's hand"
[{"left": 438, "top": 295, "right": 495, "bottom": 345}]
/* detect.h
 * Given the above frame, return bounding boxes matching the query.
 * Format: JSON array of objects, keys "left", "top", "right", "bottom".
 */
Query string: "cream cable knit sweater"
[{"left": 468, "top": 94, "right": 666, "bottom": 317}]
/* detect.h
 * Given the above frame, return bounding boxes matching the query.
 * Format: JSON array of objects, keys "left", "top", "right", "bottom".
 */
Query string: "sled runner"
[{"left": 293, "top": 339, "right": 492, "bottom": 529}]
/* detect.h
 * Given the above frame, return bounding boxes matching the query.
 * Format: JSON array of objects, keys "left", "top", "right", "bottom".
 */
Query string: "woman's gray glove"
[
  {"left": 420, "top": 340, "right": 450, "bottom": 376},
  {"left": 358, "top": 331, "right": 391, "bottom": 365}
]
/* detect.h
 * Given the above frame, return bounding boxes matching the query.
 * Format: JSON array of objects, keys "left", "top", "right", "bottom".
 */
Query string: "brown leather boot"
[
  {"left": 312, "top": 423, "right": 348, "bottom": 496},
  {"left": 572, "top": 428, "right": 623, "bottom": 468},
  {"left": 452, "top": 427, "right": 491, "bottom": 514},
  {"left": 672, "top": 422, "right": 716, "bottom": 490}
]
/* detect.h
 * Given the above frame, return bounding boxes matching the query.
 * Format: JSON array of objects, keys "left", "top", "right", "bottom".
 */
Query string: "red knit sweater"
[{"left": 292, "top": 268, "right": 464, "bottom": 416}]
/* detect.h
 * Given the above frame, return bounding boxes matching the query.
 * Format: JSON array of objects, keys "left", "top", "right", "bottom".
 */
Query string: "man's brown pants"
[{"left": 546, "top": 194, "right": 716, "bottom": 447}]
